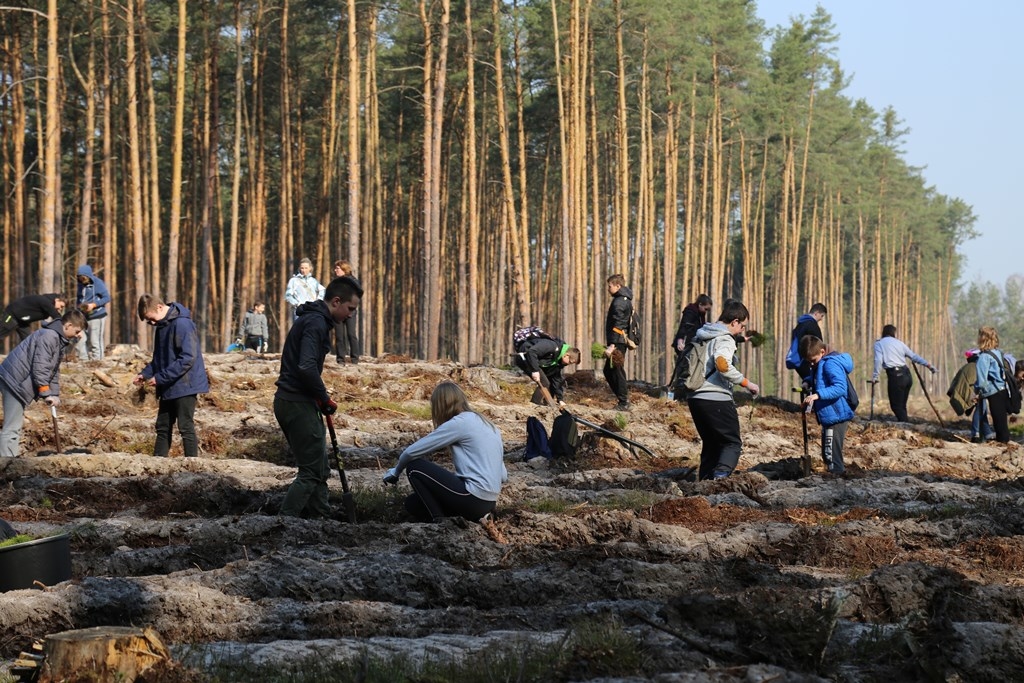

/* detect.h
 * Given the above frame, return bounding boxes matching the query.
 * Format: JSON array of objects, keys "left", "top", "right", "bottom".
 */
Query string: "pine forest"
[{"left": 0, "top": 0, "right": 976, "bottom": 397}]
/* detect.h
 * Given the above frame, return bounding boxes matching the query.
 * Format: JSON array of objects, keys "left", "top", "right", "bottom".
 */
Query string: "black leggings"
[
  {"left": 404, "top": 459, "right": 495, "bottom": 522},
  {"left": 986, "top": 390, "right": 1011, "bottom": 443},
  {"left": 885, "top": 365, "right": 913, "bottom": 422}
]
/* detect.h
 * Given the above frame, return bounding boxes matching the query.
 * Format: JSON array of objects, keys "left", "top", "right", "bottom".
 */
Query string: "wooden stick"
[{"left": 912, "top": 363, "right": 945, "bottom": 427}]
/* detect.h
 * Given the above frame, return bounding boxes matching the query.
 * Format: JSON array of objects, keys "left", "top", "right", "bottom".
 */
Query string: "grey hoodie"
[{"left": 690, "top": 322, "right": 746, "bottom": 401}]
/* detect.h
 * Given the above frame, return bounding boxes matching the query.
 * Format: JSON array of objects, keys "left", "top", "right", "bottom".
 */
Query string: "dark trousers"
[
  {"left": 0, "top": 313, "right": 30, "bottom": 343},
  {"left": 274, "top": 397, "right": 331, "bottom": 518},
  {"left": 821, "top": 421, "right": 849, "bottom": 474},
  {"left": 603, "top": 350, "right": 629, "bottom": 403},
  {"left": 885, "top": 365, "right": 913, "bottom": 422},
  {"left": 244, "top": 335, "right": 264, "bottom": 352},
  {"left": 986, "top": 390, "right": 1011, "bottom": 443},
  {"left": 154, "top": 395, "right": 199, "bottom": 457},
  {"left": 403, "top": 459, "right": 495, "bottom": 522},
  {"left": 335, "top": 314, "right": 361, "bottom": 361},
  {"left": 687, "top": 397, "right": 742, "bottom": 480}
]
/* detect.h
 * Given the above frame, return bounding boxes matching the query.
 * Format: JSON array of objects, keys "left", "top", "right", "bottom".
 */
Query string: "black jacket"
[
  {"left": 605, "top": 286, "right": 634, "bottom": 346},
  {"left": 515, "top": 337, "right": 568, "bottom": 400},
  {"left": 4, "top": 294, "right": 62, "bottom": 324},
  {"left": 275, "top": 300, "right": 335, "bottom": 404},
  {"left": 673, "top": 303, "right": 706, "bottom": 348},
  {"left": 791, "top": 315, "right": 823, "bottom": 380}
]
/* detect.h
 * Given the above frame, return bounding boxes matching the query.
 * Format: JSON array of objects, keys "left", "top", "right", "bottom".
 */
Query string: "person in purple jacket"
[
  {"left": 800, "top": 335, "right": 855, "bottom": 476},
  {"left": 133, "top": 295, "right": 210, "bottom": 458}
]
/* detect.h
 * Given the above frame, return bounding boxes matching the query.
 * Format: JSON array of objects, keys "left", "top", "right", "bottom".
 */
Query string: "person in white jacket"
[
  {"left": 284, "top": 258, "right": 325, "bottom": 320},
  {"left": 384, "top": 382, "right": 507, "bottom": 522}
]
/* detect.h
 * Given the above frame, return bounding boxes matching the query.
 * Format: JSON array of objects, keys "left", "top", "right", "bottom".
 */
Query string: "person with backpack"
[
  {"left": 603, "top": 274, "right": 635, "bottom": 411},
  {"left": 513, "top": 333, "right": 581, "bottom": 407},
  {"left": 686, "top": 300, "right": 760, "bottom": 480},
  {"left": 670, "top": 294, "right": 712, "bottom": 400},
  {"left": 383, "top": 381, "right": 507, "bottom": 523},
  {"left": 870, "top": 324, "right": 935, "bottom": 423},
  {"left": 785, "top": 303, "right": 827, "bottom": 383},
  {"left": 974, "top": 326, "right": 1012, "bottom": 443},
  {"left": 800, "top": 336, "right": 855, "bottom": 477}
]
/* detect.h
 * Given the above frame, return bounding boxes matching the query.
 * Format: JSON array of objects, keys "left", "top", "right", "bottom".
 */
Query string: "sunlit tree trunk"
[{"left": 166, "top": 0, "right": 187, "bottom": 300}]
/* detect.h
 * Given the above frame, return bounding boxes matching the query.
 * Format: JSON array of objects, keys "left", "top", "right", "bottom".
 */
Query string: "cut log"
[
  {"left": 39, "top": 626, "right": 170, "bottom": 683},
  {"left": 91, "top": 370, "right": 118, "bottom": 387}
]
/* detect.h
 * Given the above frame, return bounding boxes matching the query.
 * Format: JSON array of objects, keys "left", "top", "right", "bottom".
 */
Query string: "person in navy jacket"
[
  {"left": 133, "top": 295, "right": 209, "bottom": 457},
  {"left": 800, "top": 335, "right": 855, "bottom": 476}
]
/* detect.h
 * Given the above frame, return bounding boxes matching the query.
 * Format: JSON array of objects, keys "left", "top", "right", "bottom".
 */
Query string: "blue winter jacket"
[
  {"left": 76, "top": 264, "right": 111, "bottom": 320},
  {"left": 0, "top": 320, "right": 73, "bottom": 407},
  {"left": 140, "top": 303, "right": 209, "bottom": 400},
  {"left": 975, "top": 349, "right": 1007, "bottom": 399},
  {"left": 811, "top": 351, "right": 855, "bottom": 426}
]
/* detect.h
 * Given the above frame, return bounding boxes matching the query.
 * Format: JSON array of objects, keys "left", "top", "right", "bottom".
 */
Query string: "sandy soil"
[{"left": 2, "top": 348, "right": 1024, "bottom": 681}]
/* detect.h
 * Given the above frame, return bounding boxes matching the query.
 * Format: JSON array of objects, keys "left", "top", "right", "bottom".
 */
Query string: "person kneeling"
[
  {"left": 383, "top": 382, "right": 507, "bottom": 522},
  {"left": 800, "top": 336, "right": 855, "bottom": 476}
]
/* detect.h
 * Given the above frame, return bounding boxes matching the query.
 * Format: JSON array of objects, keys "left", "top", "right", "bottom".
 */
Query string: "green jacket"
[{"left": 946, "top": 361, "right": 977, "bottom": 417}]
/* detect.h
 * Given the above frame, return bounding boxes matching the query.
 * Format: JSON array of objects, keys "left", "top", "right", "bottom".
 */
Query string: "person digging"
[{"left": 513, "top": 337, "right": 581, "bottom": 409}]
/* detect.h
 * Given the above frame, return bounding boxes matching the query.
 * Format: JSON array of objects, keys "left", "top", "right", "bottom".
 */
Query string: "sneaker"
[
  {"left": 336, "top": 357, "right": 345, "bottom": 365},
  {"left": 712, "top": 470, "right": 730, "bottom": 480},
  {"left": 614, "top": 401, "right": 631, "bottom": 411}
]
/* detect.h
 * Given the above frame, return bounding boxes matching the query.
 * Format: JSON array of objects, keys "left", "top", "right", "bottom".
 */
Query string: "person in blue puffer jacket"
[
  {"left": 133, "top": 295, "right": 210, "bottom": 457},
  {"left": 800, "top": 335, "right": 855, "bottom": 476}
]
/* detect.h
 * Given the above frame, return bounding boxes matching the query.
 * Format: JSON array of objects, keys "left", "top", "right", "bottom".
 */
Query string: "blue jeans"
[
  {"left": 0, "top": 380, "right": 26, "bottom": 457},
  {"left": 971, "top": 397, "right": 993, "bottom": 440}
]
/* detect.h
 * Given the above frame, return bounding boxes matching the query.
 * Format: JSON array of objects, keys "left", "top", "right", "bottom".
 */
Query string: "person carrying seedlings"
[
  {"left": 240, "top": 301, "right": 270, "bottom": 352},
  {"left": 800, "top": 336, "right": 855, "bottom": 477},
  {"left": 870, "top": 324, "right": 935, "bottom": 423},
  {"left": 687, "top": 300, "right": 760, "bottom": 480},
  {"left": 513, "top": 335, "right": 581, "bottom": 407},
  {"left": 134, "top": 295, "right": 210, "bottom": 458},
  {"left": 75, "top": 263, "right": 111, "bottom": 361},
  {"left": 0, "top": 309, "right": 85, "bottom": 457},
  {"left": 602, "top": 273, "right": 635, "bottom": 411},
  {"left": 0, "top": 293, "right": 67, "bottom": 344},
  {"left": 275, "top": 275, "right": 362, "bottom": 518},
  {"left": 383, "top": 381, "right": 507, "bottom": 523}
]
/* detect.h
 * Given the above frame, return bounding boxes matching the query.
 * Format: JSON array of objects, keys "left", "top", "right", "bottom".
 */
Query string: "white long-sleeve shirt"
[
  {"left": 394, "top": 411, "right": 507, "bottom": 501},
  {"left": 872, "top": 336, "right": 930, "bottom": 381}
]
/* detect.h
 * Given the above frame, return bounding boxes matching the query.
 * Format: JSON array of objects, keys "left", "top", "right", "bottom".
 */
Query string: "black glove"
[{"left": 318, "top": 398, "right": 338, "bottom": 416}]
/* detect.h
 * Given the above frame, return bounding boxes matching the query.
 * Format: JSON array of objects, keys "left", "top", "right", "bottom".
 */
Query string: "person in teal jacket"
[{"left": 800, "top": 335, "right": 855, "bottom": 476}]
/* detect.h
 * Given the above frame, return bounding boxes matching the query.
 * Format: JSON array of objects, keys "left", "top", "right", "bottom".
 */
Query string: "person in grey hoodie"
[
  {"left": 686, "top": 300, "right": 760, "bottom": 480},
  {"left": 0, "top": 309, "right": 85, "bottom": 457},
  {"left": 384, "top": 381, "right": 507, "bottom": 522}
]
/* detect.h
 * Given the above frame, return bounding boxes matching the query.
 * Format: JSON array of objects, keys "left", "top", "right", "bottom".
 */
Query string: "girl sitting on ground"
[{"left": 383, "top": 382, "right": 507, "bottom": 522}]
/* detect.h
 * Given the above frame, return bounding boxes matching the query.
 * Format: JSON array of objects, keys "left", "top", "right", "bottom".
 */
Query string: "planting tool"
[
  {"left": 325, "top": 414, "right": 357, "bottom": 523},
  {"left": 912, "top": 363, "right": 945, "bottom": 427},
  {"left": 792, "top": 387, "right": 811, "bottom": 477},
  {"left": 50, "top": 405, "right": 62, "bottom": 454},
  {"left": 536, "top": 383, "right": 561, "bottom": 410},
  {"left": 561, "top": 408, "right": 656, "bottom": 458},
  {"left": 869, "top": 380, "right": 877, "bottom": 420}
]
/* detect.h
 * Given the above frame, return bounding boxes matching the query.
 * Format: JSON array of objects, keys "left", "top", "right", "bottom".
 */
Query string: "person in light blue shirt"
[
  {"left": 871, "top": 324, "right": 934, "bottom": 422},
  {"left": 384, "top": 382, "right": 507, "bottom": 522},
  {"left": 974, "top": 326, "right": 1010, "bottom": 443}
]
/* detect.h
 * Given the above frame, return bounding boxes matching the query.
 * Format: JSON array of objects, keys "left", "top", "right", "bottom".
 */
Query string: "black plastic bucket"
[{"left": 0, "top": 534, "right": 72, "bottom": 592}]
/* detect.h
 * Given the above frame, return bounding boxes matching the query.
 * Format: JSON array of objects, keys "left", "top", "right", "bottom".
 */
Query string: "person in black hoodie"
[
  {"left": 275, "top": 275, "right": 363, "bottom": 518},
  {"left": 603, "top": 273, "right": 635, "bottom": 411},
  {"left": 669, "top": 294, "right": 712, "bottom": 398},
  {"left": 0, "top": 293, "right": 67, "bottom": 343},
  {"left": 513, "top": 335, "right": 581, "bottom": 406}
]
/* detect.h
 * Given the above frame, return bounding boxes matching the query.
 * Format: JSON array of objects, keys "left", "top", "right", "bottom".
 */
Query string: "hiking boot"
[
  {"left": 336, "top": 357, "right": 345, "bottom": 364},
  {"left": 614, "top": 401, "right": 631, "bottom": 412}
]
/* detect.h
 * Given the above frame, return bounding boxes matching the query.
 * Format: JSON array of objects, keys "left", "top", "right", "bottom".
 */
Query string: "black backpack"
[
  {"left": 550, "top": 413, "right": 580, "bottom": 458},
  {"left": 985, "top": 351, "right": 1022, "bottom": 414}
]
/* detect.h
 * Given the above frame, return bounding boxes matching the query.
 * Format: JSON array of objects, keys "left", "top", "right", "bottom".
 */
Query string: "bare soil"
[{"left": 3, "top": 348, "right": 1024, "bottom": 681}]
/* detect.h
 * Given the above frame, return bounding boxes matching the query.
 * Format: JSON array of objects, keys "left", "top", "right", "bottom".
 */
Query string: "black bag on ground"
[{"left": 550, "top": 413, "right": 580, "bottom": 458}]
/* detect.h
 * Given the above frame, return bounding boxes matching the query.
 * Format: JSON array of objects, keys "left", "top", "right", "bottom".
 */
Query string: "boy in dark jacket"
[
  {"left": 513, "top": 336, "right": 581, "bottom": 406},
  {"left": 603, "top": 274, "right": 635, "bottom": 411},
  {"left": 0, "top": 293, "right": 67, "bottom": 343},
  {"left": 275, "top": 276, "right": 363, "bottom": 518},
  {"left": 800, "top": 335, "right": 855, "bottom": 476},
  {"left": 786, "top": 303, "right": 827, "bottom": 383},
  {"left": 134, "top": 295, "right": 210, "bottom": 458},
  {"left": 76, "top": 264, "right": 112, "bottom": 360},
  {"left": 0, "top": 309, "right": 85, "bottom": 457}
]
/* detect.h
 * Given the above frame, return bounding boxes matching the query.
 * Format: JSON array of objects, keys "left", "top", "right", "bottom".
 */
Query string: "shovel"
[
  {"left": 792, "top": 387, "right": 810, "bottom": 477},
  {"left": 325, "top": 414, "right": 356, "bottom": 523},
  {"left": 50, "top": 405, "right": 62, "bottom": 454}
]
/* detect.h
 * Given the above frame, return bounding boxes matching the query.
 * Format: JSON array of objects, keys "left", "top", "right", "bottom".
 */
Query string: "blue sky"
[{"left": 756, "top": 0, "right": 1023, "bottom": 288}]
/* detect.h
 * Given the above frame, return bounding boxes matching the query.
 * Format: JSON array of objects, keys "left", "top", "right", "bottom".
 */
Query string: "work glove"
[
  {"left": 604, "top": 345, "right": 615, "bottom": 358},
  {"left": 746, "top": 381, "right": 760, "bottom": 396},
  {"left": 929, "top": 365, "right": 937, "bottom": 374},
  {"left": 800, "top": 380, "right": 812, "bottom": 393},
  {"left": 530, "top": 371, "right": 541, "bottom": 383},
  {"left": 383, "top": 467, "right": 399, "bottom": 485},
  {"left": 558, "top": 400, "right": 567, "bottom": 410},
  {"left": 318, "top": 398, "right": 338, "bottom": 416},
  {"left": 44, "top": 396, "right": 60, "bottom": 407}
]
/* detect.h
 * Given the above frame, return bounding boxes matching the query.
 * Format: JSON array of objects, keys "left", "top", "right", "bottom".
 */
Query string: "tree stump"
[{"left": 39, "top": 626, "right": 170, "bottom": 683}]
